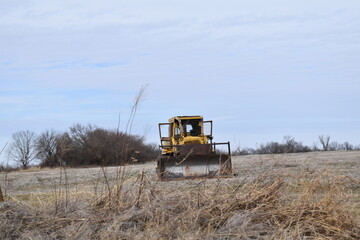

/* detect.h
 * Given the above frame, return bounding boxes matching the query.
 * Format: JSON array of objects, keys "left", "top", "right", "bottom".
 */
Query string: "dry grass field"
[{"left": 1, "top": 151, "right": 360, "bottom": 239}]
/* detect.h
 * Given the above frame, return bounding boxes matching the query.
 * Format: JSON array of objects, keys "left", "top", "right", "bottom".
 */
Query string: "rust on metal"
[
  {"left": 0, "top": 187, "right": 4, "bottom": 202},
  {"left": 177, "top": 144, "right": 212, "bottom": 156}
]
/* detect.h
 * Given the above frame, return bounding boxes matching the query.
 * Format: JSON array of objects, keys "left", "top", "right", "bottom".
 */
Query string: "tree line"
[
  {"left": 5, "top": 124, "right": 159, "bottom": 169},
  {"left": 233, "top": 135, "right": 360, "bottom": 155},
  {"left": 3, "top": 129, "right": 359, "bottom": 169}
]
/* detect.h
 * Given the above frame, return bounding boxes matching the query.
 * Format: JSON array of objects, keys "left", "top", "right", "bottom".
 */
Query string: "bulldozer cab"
[
  {"left": 157, "top": 116, "right": 232, "bottom": 180},
  {"left": 181, "top": 119, "right": 201, "bottom": 136},
  {"left": 159, "top": 116, "right": 213, "bottom": 153}
]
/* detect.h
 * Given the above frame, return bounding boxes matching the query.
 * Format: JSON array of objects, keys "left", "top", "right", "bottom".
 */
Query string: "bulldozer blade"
[{"left": 157, "top": 154, "right": 232, "bottom": 180}]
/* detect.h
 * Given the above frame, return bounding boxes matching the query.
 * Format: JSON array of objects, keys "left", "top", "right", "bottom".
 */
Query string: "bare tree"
[
  {"left": 283, "top": 135, "right": 296, "bottom": 153},
  {"left": 343, "top": 141, "right": 353, "bottom": 151},
  {"left": 36, "top": 129, "right": 60, "bottom": 167},
  {"left": 56, "top": 133, "right": 73, "bottom": 164},
  {"left": 69, "top": 123, "right": 96, "bottom": 148},
  {"left": 328, "top": 141, "right": 339, "bottom": 151},
  {"left": 319, "top": 135, "right": 330, "bottom": 151},
  {"left": 312, "top": 142, "right": 320, "bottom": 151},
  {"left": 8, "top": 130, "right": 37, "bottom": 169}
]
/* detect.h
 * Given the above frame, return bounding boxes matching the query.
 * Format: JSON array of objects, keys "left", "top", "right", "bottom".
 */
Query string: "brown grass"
[{"left": 1, "top": 168, "right": 359, "bottom": 240}]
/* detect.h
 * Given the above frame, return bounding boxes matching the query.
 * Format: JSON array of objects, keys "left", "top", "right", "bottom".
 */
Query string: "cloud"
[
  {"left": 43, "top": 60, "right": 127, "bottom": 70},
  {"left": 0, "top": 96, "right": 22, "bottom": 104},
  {"left": 0, "top": 0, "right": 359, "bottom": 154}
]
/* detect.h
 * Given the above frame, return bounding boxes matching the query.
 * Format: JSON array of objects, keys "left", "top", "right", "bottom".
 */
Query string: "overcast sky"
[{"left": 1, "top": 0, "right": 360, "bottom": 163}]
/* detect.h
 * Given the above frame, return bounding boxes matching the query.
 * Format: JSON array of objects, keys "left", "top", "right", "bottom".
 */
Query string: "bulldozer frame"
[{"left": 156, "top": 116, "right": 232, "bottom": 180}]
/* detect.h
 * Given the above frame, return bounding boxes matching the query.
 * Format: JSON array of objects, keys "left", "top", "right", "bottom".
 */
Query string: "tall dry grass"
[
  {"left": 1, "top": 88, "right": 359, "bottom": 239},
  {"left": 1, "top": 169, "right": 359, "bottom": 240}
]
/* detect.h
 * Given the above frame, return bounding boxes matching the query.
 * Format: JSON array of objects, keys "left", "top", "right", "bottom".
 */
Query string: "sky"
[{"left": 1, "top": 0, "right": 360, "bottom": 163}]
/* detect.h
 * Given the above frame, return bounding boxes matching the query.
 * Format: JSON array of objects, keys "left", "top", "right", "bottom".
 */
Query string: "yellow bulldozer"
[{"left": 156, "top": 115, "right": 232, "bottom": 180}]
